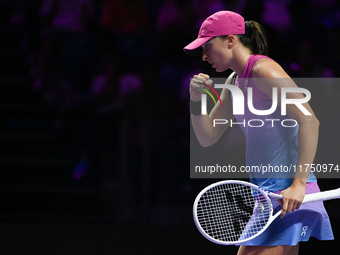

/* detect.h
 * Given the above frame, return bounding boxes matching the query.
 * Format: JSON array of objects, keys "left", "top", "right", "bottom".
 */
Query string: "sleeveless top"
[{"left": 233, "top": 54, "right": 316, "bottom": 191}]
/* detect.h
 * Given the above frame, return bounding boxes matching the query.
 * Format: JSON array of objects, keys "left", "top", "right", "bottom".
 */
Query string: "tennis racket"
[{"left": 193, "top": 180, "right": 340, "bottom": 245}]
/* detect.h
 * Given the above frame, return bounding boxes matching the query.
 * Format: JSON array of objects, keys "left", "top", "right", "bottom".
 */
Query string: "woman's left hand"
[{"left": 277, "top": 182, "right": 306, "bottom": 218}]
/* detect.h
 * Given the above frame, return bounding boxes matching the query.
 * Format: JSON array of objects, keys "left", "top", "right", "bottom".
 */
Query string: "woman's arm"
[
  {"left": 252, "top": 58, "right": 320, "bottom": 218},
  {"left": 190, "top": 73, "right": 235, "bottom": 147}
]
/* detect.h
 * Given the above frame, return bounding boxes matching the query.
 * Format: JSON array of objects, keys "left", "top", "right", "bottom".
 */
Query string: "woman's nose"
[{"left": 202, "top": 53, "right": 209, "bottom": 62}]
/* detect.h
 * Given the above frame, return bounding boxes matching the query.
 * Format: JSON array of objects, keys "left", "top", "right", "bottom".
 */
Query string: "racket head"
[{"left": 193, "top": 180, "right": 277, "bottom": 245}]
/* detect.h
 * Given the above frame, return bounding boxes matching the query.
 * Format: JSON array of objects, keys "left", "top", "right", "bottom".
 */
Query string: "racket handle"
[{"left": 303, "top": 188, "right": 340, "bottom": 203}]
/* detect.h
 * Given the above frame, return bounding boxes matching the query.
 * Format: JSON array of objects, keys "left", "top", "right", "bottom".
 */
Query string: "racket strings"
[{"left": 196, "top": 183, "right": 272, "bottom": 243}]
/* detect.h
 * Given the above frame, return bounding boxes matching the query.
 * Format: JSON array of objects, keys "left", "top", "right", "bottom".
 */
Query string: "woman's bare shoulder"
[{"left": 252, "top": 57, "right": 290, "bottom": 79}]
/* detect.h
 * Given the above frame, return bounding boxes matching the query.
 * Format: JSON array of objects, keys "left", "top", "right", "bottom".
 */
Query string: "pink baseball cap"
[{"left": 184, "top": 11, "right": 245, "bottom": 55}]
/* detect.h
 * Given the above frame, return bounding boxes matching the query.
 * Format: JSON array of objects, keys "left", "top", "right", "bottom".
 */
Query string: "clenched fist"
[{"left": 189, "top": 73, "right": 213, "bottom": 102}]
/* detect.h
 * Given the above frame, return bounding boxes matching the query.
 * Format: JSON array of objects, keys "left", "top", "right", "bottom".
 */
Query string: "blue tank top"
[{"left": 233, "top": 54, "right": 316, "bottom": 191}]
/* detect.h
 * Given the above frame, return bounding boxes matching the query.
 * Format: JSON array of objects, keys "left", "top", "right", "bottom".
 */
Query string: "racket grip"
[{"left": 303, "top": 188, "right": 340, "bottom": 203}]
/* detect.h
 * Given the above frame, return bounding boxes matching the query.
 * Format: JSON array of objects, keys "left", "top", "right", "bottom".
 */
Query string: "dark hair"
[{"left": 221, "top": 21, "right": 268, "bottom": 56}]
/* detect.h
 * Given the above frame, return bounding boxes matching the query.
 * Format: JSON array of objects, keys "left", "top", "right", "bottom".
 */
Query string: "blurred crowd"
[
  {"left": 11, "top": 0, "right": 340, "bottom": 103},
  {"left": 3, "top": 0, "right": 340, "bottom": 223}
]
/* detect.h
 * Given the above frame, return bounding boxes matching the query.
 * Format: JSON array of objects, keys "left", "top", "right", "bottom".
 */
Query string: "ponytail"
[{"left": 237, "top": 21, "right": 268, "bottom": 56}]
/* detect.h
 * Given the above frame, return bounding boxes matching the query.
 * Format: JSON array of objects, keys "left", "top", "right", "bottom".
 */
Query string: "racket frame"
[
  {"left": 193, "top": 180, "right": 282, "bottom": 245},
  {"left": 194, "top": 180, "right": 340, "bottom": 245}
]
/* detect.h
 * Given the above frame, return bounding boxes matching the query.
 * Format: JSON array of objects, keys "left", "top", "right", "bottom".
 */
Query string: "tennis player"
[{"left": 185, "top": 11, "right": 334, "bottom": 255}]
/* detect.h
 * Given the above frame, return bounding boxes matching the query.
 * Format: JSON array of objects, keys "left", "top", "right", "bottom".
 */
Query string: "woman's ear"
[{"left": 226, "top": 35, "right": 236, "bottom": 48}]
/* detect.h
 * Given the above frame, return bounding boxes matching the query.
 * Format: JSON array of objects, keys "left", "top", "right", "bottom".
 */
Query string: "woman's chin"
[{"left": 215, "top": 67, "right": 227, "bottom": 73}]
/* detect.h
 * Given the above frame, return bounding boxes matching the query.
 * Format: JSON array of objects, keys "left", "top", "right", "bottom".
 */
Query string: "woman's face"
[{"left": 202, "top": 37, "right": 230, "bottom": 72}]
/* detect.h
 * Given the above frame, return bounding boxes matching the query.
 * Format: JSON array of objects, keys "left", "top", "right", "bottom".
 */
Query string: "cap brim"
[{"left": 183, "top": 37, "right": 212, "bottom": 56}]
